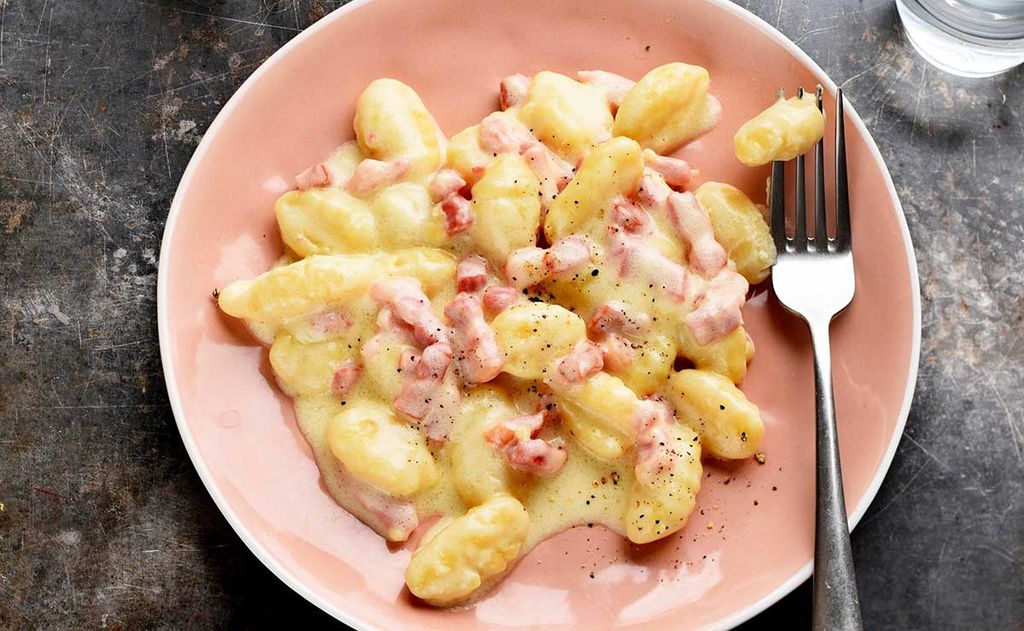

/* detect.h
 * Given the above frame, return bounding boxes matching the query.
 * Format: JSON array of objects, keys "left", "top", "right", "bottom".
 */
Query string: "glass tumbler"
[{"left": 895, "top": 0, "right": 1024, "bottom": 77}]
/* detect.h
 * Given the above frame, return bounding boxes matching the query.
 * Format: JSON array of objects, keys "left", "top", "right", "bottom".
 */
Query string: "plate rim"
[{"left": 156, "top": 1, "right": 922, "bottom": 628}]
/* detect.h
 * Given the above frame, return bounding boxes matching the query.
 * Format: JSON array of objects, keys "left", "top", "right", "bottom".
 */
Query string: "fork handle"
[{"left": 809, "top": 320, "right": 863, "bottom": 631}]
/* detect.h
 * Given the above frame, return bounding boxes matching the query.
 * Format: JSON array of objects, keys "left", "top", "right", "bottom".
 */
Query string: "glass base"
[{"left": 897, "top": 0, "right": 1024, "bottom": 78}]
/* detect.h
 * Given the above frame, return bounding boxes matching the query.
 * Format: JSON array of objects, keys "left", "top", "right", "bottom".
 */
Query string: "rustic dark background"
[{"left": 1, "top": 0, "right": 1021, "bottom": 629}]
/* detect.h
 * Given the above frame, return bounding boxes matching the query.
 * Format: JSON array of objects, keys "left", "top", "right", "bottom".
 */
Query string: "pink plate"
[{"left": 158, "top": 0, "right": 921, "bottom": 628}]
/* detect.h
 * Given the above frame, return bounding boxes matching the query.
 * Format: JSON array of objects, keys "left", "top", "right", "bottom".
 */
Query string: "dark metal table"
[{"left": 1, "top": 1, "right": 1021, "bottom": 628}]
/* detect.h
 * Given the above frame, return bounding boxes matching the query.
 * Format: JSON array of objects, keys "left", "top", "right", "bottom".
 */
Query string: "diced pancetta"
[
  {"left": 577, "top": 70, "right": 636, "bottom": 113},
  {"left": 685, "top": 269, "right": 748, "bottom": 345},
  {"left": 637, "top": 170, "right": 673, "bottom": 210},
  {"left": 393, "top": 360, "right": 460, "bottom": 444},
  {"left": 482, "top": 285, "right": 518, "bottom": 313},
  {"left": 295, "top": 162, "right": 333, "bottom": 190},
  {"left": 666, "top": 191, "right": 728, "bottom": 278},
  {"left": 555, "top": 340, "right": 604, "bottom": 384},
  {"left": 611, "top": 196, "right": 654, "bottom": 234},
  {"left": 499, "top": 73, "right": 531, "bottom": 110},
  {"left": 485, "top": 411, "right": 567, "bottom": 477},
  {"left": 632, "top": 400, "right": 679, "bottom": 480},
  {"left": 608, "top": 228, "right": 695, "bottom": 303},
  {"left": 588, "top": 301, "right": 652, "bottom": 337},
  {"left": 331, "top": 361, "right": 362, "bottom": 397},
  {"left": 522, "top": 144, "right": 574, "bottom": 205},
  {"left": 444, "top": 293, "right": 503, "bottom": 385},
  {"left": 478, "top": 112, "right": 537, "bottom": 155},
  {"left": 643, "top": 150, "right": 693, "bottom": 188},
  {"left": 440, "top": 192, "right": 474, "bottom": 236},
  {"left": 338, "top": 466, "right": 418, "bottom": 542},
  {"left": 428, "top": 168, "right": 467, "bottom": 202},
  {"left": 456, "top": 255, "right": 489, "bottom": 293},
  {"left": 596, "top": 335, "right": 634, "bottom": 372},
  {"left": 346, "top": 158, "right": 410, "bottom": 197},
  {"left": 505, "top": 235, "right": 594, "bottom": 290},
  {"left": 309, "top": 308, "right": 353, "bottom": 334},
  {"left": 370, "top": 277, "right": 449, "bottom": 346}
]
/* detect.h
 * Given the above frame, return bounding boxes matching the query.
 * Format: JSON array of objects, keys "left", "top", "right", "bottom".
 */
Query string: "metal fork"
[{"left": 769, "top": 86, "right": 863, "bottom": 631}]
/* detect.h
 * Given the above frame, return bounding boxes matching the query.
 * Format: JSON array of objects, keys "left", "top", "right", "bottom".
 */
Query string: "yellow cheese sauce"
[{"left": 217, "top": 66, "right": 782, "bottom": 606}]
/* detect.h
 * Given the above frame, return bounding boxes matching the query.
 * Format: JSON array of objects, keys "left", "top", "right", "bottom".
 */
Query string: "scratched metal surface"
[{"left": 0, "top": 0, "right": 1020, "bottom": 628}]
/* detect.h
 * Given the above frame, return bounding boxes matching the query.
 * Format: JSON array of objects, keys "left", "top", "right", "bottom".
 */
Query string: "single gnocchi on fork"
[{"left": 216, "top": 63, "right": 798, "bottom": 606}]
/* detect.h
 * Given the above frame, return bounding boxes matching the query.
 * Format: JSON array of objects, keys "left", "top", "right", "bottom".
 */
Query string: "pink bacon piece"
[
  {"left": 685, "top": 269, "right": 749, "bottom": 345},
  {"left": 632, "top": 400, "right": 687, "bottom": 482},
  {"left": 444, "top": 293, "right": 503, "bottom": 385},
  {"left": 478, "top": 112, "right": 575, "bottom": 208},
  {"left": 556, "top": 340, "right": 604, "bottom": 384},
  {"left": 441, "top": 192, "right": 474, "bottom": 236},
  {"left": 577, "top": 70, "right": 635, "bottom": 113},
  {"left": 479, "top": 112, "right": 537, "bottom": 154},
  {"left": 392, "top": 347, "right": 459, "bottom": 444},
  {"left": 588, "top": 301, "right": 652, "bottom": 373},
  {"left": 370, "top": 277, "right": 449, "bottom": 347},
  {"left": 485, "top": 411, "right": 567, "bottom": 477},
  {"left": 589, "top": 301, "right": 653, "bottom": 337},
  {"left": 340, "top": 469, "right": 419, "bottom": 542},
  {"left": 505, "top": 235, "right": 594, "bottom": 290},
  {"left": 331, "top": 361, "right": 362, "bottom": 397},
  {"left": 597, "top": 335, "right": 634, "bottom": 372},
  {"left": 361, "top": 307, "right": 416, "bottom": 359},
  {"left": 456, "top": 255, "right": 489, "bottom": 293},
  {"left": 309, "top": 308, "right": 353, "bottom": 334},
  {"left": 522, "top": 144, "right": 574, "bottom": 204},
  {"left": 483, "top": 285, "right": 518, "bottom": 314},
  {"left": 428, "top": 168, "right": 467, "bottom": 202},
  {"left": 295, "top": 163, "right": 333, "bottom": 190},
  {"left": 637, "top": 170, "right": 673, "bottom": 210},
  {"left": 499, "top": 73, "right": 531, "bottom": 110},
  {"left": 611, "top": 196, "right": 654, "bottom": 235},
  {"left": 643, "top": 150, "right": 693, "bottom": 188},
  {"left": 346, "top": 158, "right": 410, "bottom": 197},
  {"left": 609, "top": 228, "right": 695, "bottom": 303},
  {"left": 667, "top": 191, "right": 728, "bottom": 278}
]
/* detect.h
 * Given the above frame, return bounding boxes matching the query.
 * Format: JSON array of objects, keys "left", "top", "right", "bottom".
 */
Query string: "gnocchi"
[
  {"left": 218, "top": 66, "right": 783, "bottom": 607},
  {"left": 613, "top": 62, "right": 721, "bottom": 154},
  {"left": 405, "top": 495, "right": 529, "bottom": 605},
  {"left": 668, "top": 369, "right": 765, "bottom": 459},
  {"left": 733, "top": 91, "right": 825, "bottom": 166},
  {"left": 694, "top": 182, "right": 776, "bottom": 284},
  {"left": 326, "top": 401, "right": 439, "bottom": 497}
]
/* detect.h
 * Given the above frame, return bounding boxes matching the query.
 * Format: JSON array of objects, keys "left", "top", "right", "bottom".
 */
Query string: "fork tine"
[
  {"left": 794, "top": 87, "right": 807, "bottom": 250},
  {"left": 814, "top": 85, "right": 827, "bottom": 250},
  {"left": 770, "top": 159, "right": 787, "bottom": 252},
  {"left": 833, "top": 88, "right": 851, "bottom": 251}
]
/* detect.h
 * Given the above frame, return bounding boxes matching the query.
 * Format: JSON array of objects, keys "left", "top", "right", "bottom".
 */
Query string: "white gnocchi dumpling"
[
  {"left": 326, "top": 400, "right": 438, "bottom": 497},
  {"left": 470, "top": 154, "right": 542, "bottom": 264},
  {"left": 626, "top": 420, "right": 702, "bottom": 544},
  {"left": 275, "top": 188, "right": 379, "bottom": 257},
  {"left": 678, "top": 325, "right": 752, "bottom": 385},
  {"left": 613, "top": 62, "right": 721, "bottom": 154},
  {"left": 405, "top": 495, "right": 529, "bottom": 605},
  {"left": 218, "top": 254, "right": 382, "bottom": 322},
  {"left": 269, "top": 334, "right": 354, "bottom": 396},
  {"left": 544, "top": 136, "right": 644, "bottom": 242},
  {"left": 491, "top": 302, "right": 587, "bottom": 379},
  {"left": 450, "top": 388, "right": 523, "bottom": 505},
  {"left": 353, "top": 78, "right": 445, "bottom": 177},
  {"left": 667, "top": 369, "right": 764, "bottom": 459},
  {"left": 371, "top": 183, "right": 447, "bottom": 248},
  {"left": 694, "top": 182, "right": 776, "bottom": 284},
  {"left": 517, "top": 71, "right": 614, "bottom": 163},
  {"left": 733, "top": 91, "right": 825, "bottom": 166},
  {"left": 554, "top": 371, "right": 640, "bottom": 461}
]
